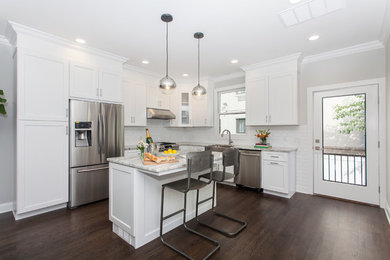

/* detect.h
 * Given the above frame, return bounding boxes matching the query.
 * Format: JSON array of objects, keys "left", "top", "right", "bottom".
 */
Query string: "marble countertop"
[{"left": 108, "top": 152, "right": 223, "bottom": 176}]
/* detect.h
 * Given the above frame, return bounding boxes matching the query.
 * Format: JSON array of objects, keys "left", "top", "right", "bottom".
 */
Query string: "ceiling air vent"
[{"left": 279, "top": 0, "right": 346, "bottom": 27}]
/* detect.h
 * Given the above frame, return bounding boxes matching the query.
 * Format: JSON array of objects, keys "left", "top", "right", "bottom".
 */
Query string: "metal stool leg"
[
  {"left": 196, "top": 181, "right": 247, "bottom": 237},
  {"left": 160, "top": 186, "right": 220, "bottom": 260}
]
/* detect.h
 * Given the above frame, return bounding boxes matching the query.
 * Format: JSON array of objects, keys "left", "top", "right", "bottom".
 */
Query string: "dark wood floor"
[{"left": 1, "top": 185, "right": 390, "bottom": 260}]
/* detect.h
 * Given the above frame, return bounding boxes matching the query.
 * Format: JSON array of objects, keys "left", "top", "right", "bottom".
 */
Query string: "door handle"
[
  {"left": 98, "top": 114, "right": 101, "bottom": 154},
  {"left": 77, "top": 166, "right": 109, "bottom": 173}
]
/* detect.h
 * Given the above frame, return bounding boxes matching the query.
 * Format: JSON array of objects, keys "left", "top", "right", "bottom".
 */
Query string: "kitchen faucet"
[{"left": 221, "top": 129, "right": 233, "bottom": 145}]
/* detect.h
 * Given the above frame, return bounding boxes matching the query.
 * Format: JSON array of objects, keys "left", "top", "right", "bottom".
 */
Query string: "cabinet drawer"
[{"left": 262, "top": 152, "right": 288, "bottom": 162}]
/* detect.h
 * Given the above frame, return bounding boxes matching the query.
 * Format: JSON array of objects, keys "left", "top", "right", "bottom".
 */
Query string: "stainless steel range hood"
[{"left": 146, "top": 108, "right": 176, "bottom": 120}]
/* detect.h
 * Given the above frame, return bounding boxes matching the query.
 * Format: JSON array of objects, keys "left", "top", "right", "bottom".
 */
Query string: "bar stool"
[
  {"left": 196, "top": 148, "right": 247, "bottom": 237},
  {"left": 160, "top": 150, "right": 220, "bottom": 260}
]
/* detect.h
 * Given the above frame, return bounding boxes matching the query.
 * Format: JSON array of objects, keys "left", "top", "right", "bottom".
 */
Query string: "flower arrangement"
[
  {"left": 136, "top": 138, "right": 149, "bottom": 160},
  {"left": 255, "top": 129, "right": 270, "bottom": 144}
]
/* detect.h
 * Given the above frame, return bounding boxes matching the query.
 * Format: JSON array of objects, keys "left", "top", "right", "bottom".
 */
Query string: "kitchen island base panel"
[{"left": 109, "top": 162, "right": 215, "bottom": 249}]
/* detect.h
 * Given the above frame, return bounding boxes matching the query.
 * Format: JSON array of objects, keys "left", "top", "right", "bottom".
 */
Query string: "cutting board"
[{"left": 142, "top": 158, "right": 179, "bottom": 165}]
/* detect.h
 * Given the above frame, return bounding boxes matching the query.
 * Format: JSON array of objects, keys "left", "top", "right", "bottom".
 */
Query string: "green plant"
[
  {"left": 0, "top": 89, "right": 6, "bottom": 115},
  {"left": 333, "top": 94, "right": 365, "bottom": 134}
]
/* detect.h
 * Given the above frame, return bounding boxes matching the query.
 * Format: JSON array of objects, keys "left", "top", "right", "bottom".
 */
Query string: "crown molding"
[
  {"left": 302, "top": 41, "right": 384, "bottom": 65},
  {"left": 8, "top": 21, "right": 128, "bottom": 63},
  {"left": 241, "top": 53, "right": 301, "bottom": 71},
  {"left": 210, "top": 71, "right": 245, "bottom": 83},
  {"left": 123, "top": 64, "right": 160, "bottom": 78}
]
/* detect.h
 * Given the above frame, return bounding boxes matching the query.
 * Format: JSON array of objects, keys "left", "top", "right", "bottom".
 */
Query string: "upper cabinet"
[
  {"left": 70, "top": 62, "right": 123, "bottom": 103},
  {"left": 242, "top": 54, "right": 300, "bottom": 126},
  {"left": 17, "top": 49, "right": 69, "bottom": 121},
  {"left": 169, "top": 82, "right": 213, "bottom": 127},
  {"left": 122, "top": 67, "right": 148, "bottom": 126},
  {"left": 146, "top": 84, "right": 170, "bottom": 110}
]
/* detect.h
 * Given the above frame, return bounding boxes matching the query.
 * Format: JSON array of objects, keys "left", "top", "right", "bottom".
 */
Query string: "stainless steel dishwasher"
[{"left": 235, "top": 149, "right": 261, "bottom": 190}]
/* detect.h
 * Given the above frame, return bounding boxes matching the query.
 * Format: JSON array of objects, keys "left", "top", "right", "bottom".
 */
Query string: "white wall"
[{"left": 0, "top": 41, "right": 15, "bottom": 207}]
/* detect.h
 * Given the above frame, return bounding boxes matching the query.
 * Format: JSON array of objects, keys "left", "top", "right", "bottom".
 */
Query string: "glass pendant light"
[
  {"left": 159, "top": 14, "right": 176, "bottom": 94},
  {"left": 192, "top": 32, "right": 207, "bottom": 96}
]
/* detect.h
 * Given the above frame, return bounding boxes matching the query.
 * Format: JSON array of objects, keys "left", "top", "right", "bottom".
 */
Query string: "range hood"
[{"left": 146, "top": 108, "right": 176, "bottom": 120}]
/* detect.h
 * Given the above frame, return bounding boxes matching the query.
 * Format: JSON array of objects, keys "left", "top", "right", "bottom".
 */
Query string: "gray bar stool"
[
  {"left": 196, "top": 148, "right": 247, "bottom": 237},
  {"left": 160, "top": 150, "right": 220, "bottom": 260}
]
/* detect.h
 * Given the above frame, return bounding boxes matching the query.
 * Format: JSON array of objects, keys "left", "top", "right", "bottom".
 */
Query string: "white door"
[
  {"left": 18, "top": 50, "right": 69, "bottom": 121},
  {"left": 245, "top": 77, "right": 268, "bottom": 125},
  {"left": 268, "top": 73, "right": 297, "bottom": 125},
  {"left": 313, "top": 85, "right": 379, "bottom": 205},
  {"left": 100, "top": 70, "right": 122, "bottom": 103},
  {"left": 69, "top": 61, "right": 99, "bottom": 100},
  {"left": 17, "top": 120, "right": 69, "bottom": 213}
]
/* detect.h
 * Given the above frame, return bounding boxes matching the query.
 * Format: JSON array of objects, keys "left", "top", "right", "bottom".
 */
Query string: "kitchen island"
[{"left": 107, "top": 154, "right": 219, "bottom": 249}]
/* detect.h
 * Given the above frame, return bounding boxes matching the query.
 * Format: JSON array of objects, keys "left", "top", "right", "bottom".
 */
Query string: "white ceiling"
[{"left": 0, "top": 0, "right": 388, "bottom": 80}]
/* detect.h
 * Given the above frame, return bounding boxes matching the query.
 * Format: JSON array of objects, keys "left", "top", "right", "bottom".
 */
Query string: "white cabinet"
[
  {"left": 261, "top": 151, "right": 296, "bottom": 198},
  {"left": 146, "top": 85, "right": 170, "bottom": 110},
  {"left": 100, "top": 70, "right": 122, "bottom": 103},
  {"left": 123, "top": 79, "right": 147, "bottom": 126},
  {"left": 169, "top": 83, "right": 213, "bottom": 127},
  {"left": 18, "top": 49, "right": 69, "bottom": 121},
  {"left": 243, "top": 54, "right": 299, "bottom": 126},
  {"left": 70, "top": 62, "right": 122, "bottom": 103},
  {"left": 16, "top": 121, "right": 68, "bottom": 214},
  {"left": 246, "top": 76, "right": 268, "bottom": 125},
  {"left": 70, "top": 61, "right": 99, "bottom": 100}
]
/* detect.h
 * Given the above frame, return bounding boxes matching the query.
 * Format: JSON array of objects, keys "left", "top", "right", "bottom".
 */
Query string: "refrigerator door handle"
[
  {"left": 102, "top": 111, "right": 106, "bottom": 155},
  {"left": 98, "top": 113, "right": 101, "bottom": 155}
]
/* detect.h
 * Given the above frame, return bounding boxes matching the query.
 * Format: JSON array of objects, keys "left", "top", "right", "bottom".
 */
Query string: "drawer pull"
[
  {"left": 270, "top": 162, "right": 279, "bottom": 165},
  {"left": 271, "top": 156, "right": 279, "bottom": 158},
  {"left": 77, "top": 166, "right": 109, "bottom": 173}
]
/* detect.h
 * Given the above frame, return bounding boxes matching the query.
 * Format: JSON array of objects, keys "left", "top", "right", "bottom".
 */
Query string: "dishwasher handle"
[{"left": 240, "top": 152, "right": 261, "bottom": 157}]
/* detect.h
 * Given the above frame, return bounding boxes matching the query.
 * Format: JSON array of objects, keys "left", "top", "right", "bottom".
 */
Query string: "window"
[{"left": 218, "top": 88, "right": 246, "bottom": 134}]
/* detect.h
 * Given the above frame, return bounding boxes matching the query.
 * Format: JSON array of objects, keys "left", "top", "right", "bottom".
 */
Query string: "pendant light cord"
[
  {"left": 197, "top": 38, "right": 200, "bottom": 85},
  {"left": 166, "top": 22, "right": 169, "bottom": 77}
]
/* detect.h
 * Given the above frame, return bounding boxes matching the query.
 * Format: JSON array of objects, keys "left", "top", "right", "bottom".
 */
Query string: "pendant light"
[
  {"left": 159, "top": 14, "right": 176, "bottom": 94},
  {"left": 192, "top": 32, "right": 207, "bottom": 96}
]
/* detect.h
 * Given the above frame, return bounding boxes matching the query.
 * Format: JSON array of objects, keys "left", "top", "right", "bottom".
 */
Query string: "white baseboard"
[
  {"left": 13, "top": 203, "right": 67, "bottom": 220},
  {"left": 0, "top": 202, "right": 14, "bottom": 214},
  {"left": 385, "top": 202, "right": 390, "bottom": 225}
]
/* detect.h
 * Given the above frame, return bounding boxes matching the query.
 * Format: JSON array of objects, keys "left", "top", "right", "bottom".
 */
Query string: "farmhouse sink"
[{"left": 205, "top": 144, "right": 234, "bottom": 152}]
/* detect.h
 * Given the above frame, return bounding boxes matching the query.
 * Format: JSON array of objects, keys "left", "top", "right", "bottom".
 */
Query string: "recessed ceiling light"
[
  {"left": 231, "top": 59, "right": 238, "bottom": 64},
  {"left": 142, "top": 60, "right": 149, "bottom": 64},
  {"left": 182, "top": 73, "right": 189, "bottom": 77},
  {"left": 309, "top": 34, "right": 320, "bottom": 41},
  {"left": 290, "top": 0, "right": 303, "bottom": 3},
  {"left": 75, "top": 38, "right": 86, "bottom": 44}
]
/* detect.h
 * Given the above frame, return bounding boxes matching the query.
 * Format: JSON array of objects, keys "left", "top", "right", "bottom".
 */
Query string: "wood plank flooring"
[{"left": 1, "top": 184, "right": 390, "bottom": 260}]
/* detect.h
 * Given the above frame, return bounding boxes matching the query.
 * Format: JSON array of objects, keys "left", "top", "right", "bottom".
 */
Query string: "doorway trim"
[{"left": 307, "top": 78, "right": 386, "bottom": 208}]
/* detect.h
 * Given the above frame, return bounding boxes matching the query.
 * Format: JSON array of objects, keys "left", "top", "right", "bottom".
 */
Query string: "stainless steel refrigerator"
[{"left": 68, "top": 100, "right": 123, "bottom": 208}]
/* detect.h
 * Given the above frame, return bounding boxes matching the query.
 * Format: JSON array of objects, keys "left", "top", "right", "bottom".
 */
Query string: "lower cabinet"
[
  {"left": 261, "top": 151, "right": 296, "bottom": 198},
  {"left": 16, "top": 120, "right": 69, "bottom": 216}
]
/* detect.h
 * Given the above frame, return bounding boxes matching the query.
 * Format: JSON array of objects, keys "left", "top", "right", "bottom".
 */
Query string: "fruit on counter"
[
  {"left": 172, "top": 150, "right": 177, "bottom": 154},
  {"left": 163, "top": 150, "right": 168, "bottom": 154}
]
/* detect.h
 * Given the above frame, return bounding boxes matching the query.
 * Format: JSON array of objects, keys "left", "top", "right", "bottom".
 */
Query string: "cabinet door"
[
  {"left": 268, "top": 73, "right": 297, "bottom": 125},
  {"left": 16, "top": 120, "right": 68, "bottom": 213},
  {"left": 134, "top": 82, "right": 147, "bottom": 126},
  {"left": 18, "top": 50, "right": 68, "bottom": 121},
  {"left": 146, "top": 86, "right": 158, "bottom": 108},
  {"left": 123, "top": 79, "right": 136, "bottom": 125},
  {"left": 262, "top": 160, "right": 288, "bottom": 193},
  {"left": 169, "top": 90, "right": 180, "bottom": 126},
  {"left": 70, "top": 61, "right": 99, "bottom": 100},
  {"left": 159, "top": 91, "right": 171, "bottom": 109},
  {"left": 180, "top": 92, "right": 191, "bottom": 126},
  {"left": 100, "top": 70, "right": 122, "bottom": 103},
  {"left": 191, "top": 95, "right": 207, "bottom": 126},
  {"left": 245, "top": 77, "right": 268, "bottom": 125}
]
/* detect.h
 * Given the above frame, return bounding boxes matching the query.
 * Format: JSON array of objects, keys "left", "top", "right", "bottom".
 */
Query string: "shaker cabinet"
[
  {"left": 243, "top": 54, "right": 300, "bottom": 126},
  {"left": 261, "top": 151, "right": 296, "bottom": 198},
  {"left": 70, "top": 62, "right": 122, "bottom": 103},
  {"left": 146, "top": 85, "right": 170, "bottom": 110},
  {"left": 123, "top": 79, "right": 147, "bottom": 126},
  {"left": 16, "top": 120, "right": 69, "bottom": 214},
  {"left": 17, "top": 49, "right": 69, "bottom": 121}
]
